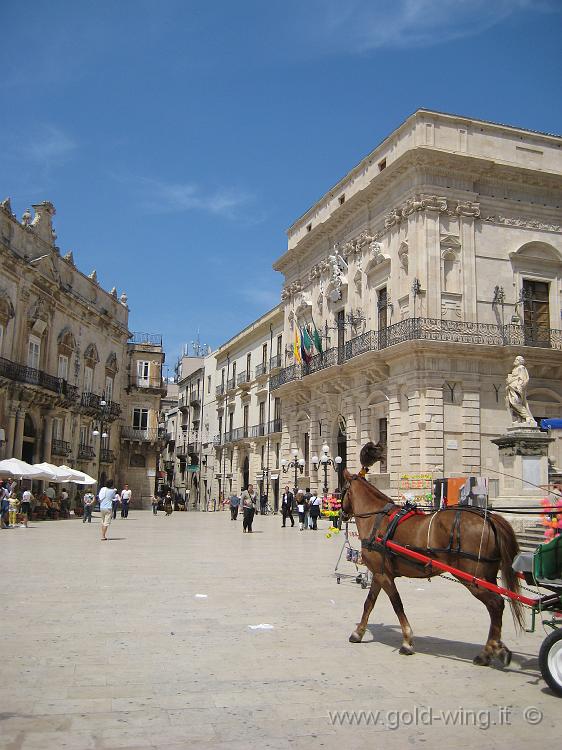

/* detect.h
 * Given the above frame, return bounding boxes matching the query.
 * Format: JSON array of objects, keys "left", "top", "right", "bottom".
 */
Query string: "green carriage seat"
[{"left": 533, "top": 535, "right": 562, "bottom": 581}]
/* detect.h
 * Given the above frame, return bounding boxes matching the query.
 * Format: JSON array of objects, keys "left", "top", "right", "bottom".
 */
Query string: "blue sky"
[{"left": 1, "top": 0, "right": 561, "bottom": 372}]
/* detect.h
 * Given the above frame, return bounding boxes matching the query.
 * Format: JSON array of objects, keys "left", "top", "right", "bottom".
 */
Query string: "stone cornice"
[{"left": 274, "top": 146, "right": 562, "bottom": 274}]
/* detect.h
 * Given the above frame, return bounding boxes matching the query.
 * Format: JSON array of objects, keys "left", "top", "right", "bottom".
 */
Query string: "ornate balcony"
[
  {"left": 51, "top": 439, "right": 71, "bottom": 457},
  {"left": 0, "top": 356, "right": 79, "bottom": 402},
  {"left": 128, "top": 375, "right": 165, "bottom": 393},
  {"left": 121, "top": 426, "right": 165, "bottom": 443},
  {"left": 216, "top": 384, "right": 225, "bottom": 397},
  {"left": 80, "top": 392, "right": 121, "bottom": 418},
  {"left": 270, "top": 318, "right": 562, "bottom": 390},
  {"left": 100, "top": 448, "right": 115, "bottom": 463},
  {"left": 255, "top": 362, "right": 267, "bottom": 378},
  {"left": 128, "top": 332, "right": 163, "bottom": 346},
  {"left": 78, "top": 443, "right": 96, "bottom": 460},
  {"left": 236, "top": 371, "right": 251, "bottom": 388},
  {"left": 227, "top": 377, "right": 236, "bottom": 391},
  {"left": 269, "top": 354, "right": 282, "bottom": 371}
]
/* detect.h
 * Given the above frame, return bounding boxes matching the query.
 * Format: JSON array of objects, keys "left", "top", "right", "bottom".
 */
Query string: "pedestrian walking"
[
  {"left": 120, "top": 484, "right": 132, "bottom": 518},
  {"left": 164, "top": 492, "right": 173, "bottom": 516},
  {"left": 296, "top": 490, "right": 308, "bottom": 531},
  {"left": 281, "top": 486, "right": 294, "bottom": 527},
  {"left": 303, "top": 487, "right": 312, "bottom": 530},
  {"left": 98, "top": 479, "right": 117, "bottom": 541},
  {"left": 8, "top": 492, "right": 20, "bottom": 528},
  {"left": 309, "top": 491, "right": 321, "bottom": 530},
  {"left": 229, "top": 494, "right": 240, "bottom": 520},
  {"left": 83, "top": 490, "right": 95, "bottom": 523},
  {"left": 260, "top": 492, "right": 267, "bottom": 515},
  {"left": 21, "top": 488, "right": 33, "bottom": 526},
  {"left": 151, "top": 493, "right": 160, "bottom": 515},
  {"left": 111, "top": 491, "right": 120, "bottom": 519},
  {"left": 241, "top": 484, "right": 258, "bottom": 533},
  {"left": 0, "top": 481, "right": 9, "bottom": 528}
]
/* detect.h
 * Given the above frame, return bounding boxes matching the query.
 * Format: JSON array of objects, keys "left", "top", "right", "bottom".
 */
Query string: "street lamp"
[
  {"left": 312, "top": 443, "right": 342, "bottom": 495},
  {"left": 92, "top": 394, "right": 110, "bottom": 488},
  {"left": 281, "top": 448, "right": 305, "bottom": 494}
]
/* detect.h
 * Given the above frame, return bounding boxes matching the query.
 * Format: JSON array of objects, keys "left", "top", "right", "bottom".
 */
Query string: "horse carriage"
[{"left": 338, "top": 441, "right": 562, "bottom": 697}]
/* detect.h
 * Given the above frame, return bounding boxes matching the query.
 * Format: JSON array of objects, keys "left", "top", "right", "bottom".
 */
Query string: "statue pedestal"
[{"left": 491, "top": 426, "right": 553, "bottom": 531}]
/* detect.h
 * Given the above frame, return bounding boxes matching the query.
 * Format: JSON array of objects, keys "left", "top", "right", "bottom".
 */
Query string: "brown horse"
[{"left": 341, "top": 445, "right": 524, "bottom": 667}]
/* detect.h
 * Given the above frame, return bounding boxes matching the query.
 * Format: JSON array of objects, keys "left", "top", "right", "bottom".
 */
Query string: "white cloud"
[
  {"left": 135, "top": 177, "right": 255, "bottom": 220},
  {"left": 25, "top": 125, "right": 78, "bottom": 167},
  {"left": 304, "top": 0, "right": 556, "bottom": 53}
]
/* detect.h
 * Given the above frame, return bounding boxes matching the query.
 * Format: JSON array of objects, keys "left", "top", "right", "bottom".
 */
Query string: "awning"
[{"left": 0, "top": 458, "right": 52, "bottom": 480}]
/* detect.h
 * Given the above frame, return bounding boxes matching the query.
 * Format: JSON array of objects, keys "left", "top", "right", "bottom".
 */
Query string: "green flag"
[
  {"left": 301, "top": 325, "right": 313, "bottom": 363},
  {"left": 311, "top": 320, "right": 323, "bottom": 354}
]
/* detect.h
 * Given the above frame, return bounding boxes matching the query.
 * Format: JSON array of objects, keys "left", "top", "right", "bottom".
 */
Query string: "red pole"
[{"left": 382, "top": 538, "right": 539, "bottom": 608}]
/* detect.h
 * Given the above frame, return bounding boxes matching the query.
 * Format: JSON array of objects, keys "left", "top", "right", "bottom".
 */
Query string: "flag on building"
[
  {"left": 293, "top": 324, "right": 302, "bottom": 364},
  {"left": 301, "top": 324, "right": 313, "bottom": 364},
  {"left": 311, "top": 319, "right": 323, "bottom": 354}
]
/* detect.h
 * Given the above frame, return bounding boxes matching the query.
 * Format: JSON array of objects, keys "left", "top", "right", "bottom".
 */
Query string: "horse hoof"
[
  {"left": 498, "top": 648, "right": 512, "bottom": 667},
  {"left": 473, "top": 653, "right": 491, "bottom": 666},
  {"left": 349, "top": 632, "right": 363, "bottom": 643},
  {"left": 399, "top": 645, "right": 414, "bottom": 655}
]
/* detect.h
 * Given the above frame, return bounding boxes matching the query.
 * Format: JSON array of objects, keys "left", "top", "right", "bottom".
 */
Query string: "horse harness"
[{"left": 343, "top": 474, "right": 501, "bottom": 571}]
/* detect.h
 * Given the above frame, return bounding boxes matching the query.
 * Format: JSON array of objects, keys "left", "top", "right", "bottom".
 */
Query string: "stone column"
[
  {"left": 43, "top": 414, "right": 53, "bottom": 463},
  {"left": 13, "top": 409, "right": 25, "bottom": 460},
  {"left": 424, "top": 381, "right": 445, "bottom": 475},
  {"left": 5, "top": 407, "right": 17, "bottom": 458}
]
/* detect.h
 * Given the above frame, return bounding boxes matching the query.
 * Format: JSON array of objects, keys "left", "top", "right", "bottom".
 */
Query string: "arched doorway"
[
  {"left": 22, "top": 414, "right": 36, "bottom": 464},
  {"left": 337, "top": 426, "right": 347, "bottom": 490},
  {"left": 242, "top": 455, "right": 249, "bottom": 491}
]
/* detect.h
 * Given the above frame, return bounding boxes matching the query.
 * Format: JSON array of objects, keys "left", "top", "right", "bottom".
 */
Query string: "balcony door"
[
  {"left": 133, "top": 408, "right": 149, "bottom": 433},
  {"left": 523, "top": 280, "right": 550, "bottom": 347},
  {"left": 84, "top": 365, "right": 93, "bottom": 394},
  {"left": 336, "top": 310, "right": 345, "bottom": 364},
  {"left": 28, "top": 336, "right": 41, "bottom": 370},
  {"left": 137, "top": 361, "right": 150, "bottom": 388},
  {"left": 378, "top": 287, "right": 388, "bottom": 348}
]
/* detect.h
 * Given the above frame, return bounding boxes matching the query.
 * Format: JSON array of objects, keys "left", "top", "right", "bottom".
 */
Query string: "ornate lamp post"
[
  {"left": 281, "top": 448, "right": 305, "bottom": 494},
  {"left": 312, "top": 443, "right": 342, "bottom": 495},
  {"left": 92, "top": 394, "right": 110, "bottom": 488}
]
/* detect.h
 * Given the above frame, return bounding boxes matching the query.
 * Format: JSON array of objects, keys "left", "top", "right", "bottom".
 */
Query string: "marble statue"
[{"left": 505, "top": 356, "right": 536, "bottom": 426}]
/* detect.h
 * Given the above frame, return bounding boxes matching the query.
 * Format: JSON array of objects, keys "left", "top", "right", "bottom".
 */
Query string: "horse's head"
[
  {"left": 340, "top": 468, "right": 354, "bottom": 521},
  {"left": 340, "top": 465, "right": 395, "bottom": 522}
]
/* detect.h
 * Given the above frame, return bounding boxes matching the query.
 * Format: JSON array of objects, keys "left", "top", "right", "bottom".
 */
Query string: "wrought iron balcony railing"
[
  {"left": 237, "top": 371, "right": 250, "bottom": 387},
  {"left": 80, "top": 392, "right": 121, "bottom": 417},
  {"left": 227, "top": 377, "right": 236, "bottom": 391},
  {"left": 121, "top": 426, "right": 165, "bottom": 442},
  {"left": 0, "top": 356, "right": 79, "bottom": 401},
  {"left": 128, "top": 375, "right": 164, "bottom": 391},
  {"left": 255, "top": 362, "right": 267, "bottom": 378},
  {"left": 270, "top": 319, "right": 562, "bottom": 390},
  {"left": 128, "top": 332, "right": 163, "bottom": 346},
  {"left": 249, "top": 418, "right": 283, "bottom": 438},
  {"left": 51, "top": 439, "right": 71, "bottom": 457},
  {"left": 100, "top": 448, "right": 115, "bottom": 463},
  {"left": 216, "top": 384, "right": 225, "bottom": 397},
  {"left": 269, "top": 354, "right": 282, "bottom": 370},
  {"left": 78, "top": 443, "right": 96, "bottom": 460}
]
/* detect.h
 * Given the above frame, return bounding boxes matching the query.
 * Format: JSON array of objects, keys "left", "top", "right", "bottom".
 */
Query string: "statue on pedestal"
[{"left": 505, "top": 356, "right": 536, "bottom": 426}]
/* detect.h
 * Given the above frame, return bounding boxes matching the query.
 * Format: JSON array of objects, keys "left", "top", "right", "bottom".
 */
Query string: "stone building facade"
[
  {"left": 213, "top": 305, "right": 285, "bottom": 507},
  {"left": 0, "top": 199, "right": 165, "bottom": 505},
  {"left": 271, "top": 110, "right": 562, "bottom": 497}
]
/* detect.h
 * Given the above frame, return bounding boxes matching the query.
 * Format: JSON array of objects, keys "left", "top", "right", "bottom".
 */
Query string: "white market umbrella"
[
  {"left": 33, "top": 462, "right": 76, "bottom": 482},
  {"left": 58, "top": 465, "right": 97, "bottom": 485},
  {"left": 0, "top": 458, "right": 51, "bottom": 480}
]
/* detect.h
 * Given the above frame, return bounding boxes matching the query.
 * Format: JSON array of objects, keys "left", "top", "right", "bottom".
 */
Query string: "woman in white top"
[{"left": 296, "top": 490, "right": 307, "bottom": 531}]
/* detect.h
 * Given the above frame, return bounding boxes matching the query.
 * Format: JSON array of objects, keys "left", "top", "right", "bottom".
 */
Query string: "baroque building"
[
  {"left": 0, "top": 199, "right": 165, "bottom": 505},
  {"left": 270, "top": 110, "right": 562, "bottom": 497}
]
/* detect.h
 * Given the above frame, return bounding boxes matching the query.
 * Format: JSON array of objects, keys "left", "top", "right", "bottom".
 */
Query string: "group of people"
[
  {"left": 0, "top": 480, "right": 74, "bottom": 527},
  {"left": 227, "top": 484, "right": 323, "bottom": 533},
  {"left": 281, "top": 486, "right": 321, "bottom": 530}
]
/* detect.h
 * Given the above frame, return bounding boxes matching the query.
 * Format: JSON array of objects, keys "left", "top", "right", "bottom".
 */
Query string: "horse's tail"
[{"left": 491, "top": 513, "right": 525, "bottom": 630}]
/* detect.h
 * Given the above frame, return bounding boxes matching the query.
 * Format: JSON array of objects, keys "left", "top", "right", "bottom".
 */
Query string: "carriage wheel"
[{"left": 539, "top": 629, "right": 562, "bottom": 697}]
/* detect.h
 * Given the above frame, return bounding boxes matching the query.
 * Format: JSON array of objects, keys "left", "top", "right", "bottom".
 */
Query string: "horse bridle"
[{"left": 340, "top": 472, "right": 385, "bottom": 522}]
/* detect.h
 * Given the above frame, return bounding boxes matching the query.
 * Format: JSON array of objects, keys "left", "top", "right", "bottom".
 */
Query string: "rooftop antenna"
[{"left": 191, "top": 329, "right": 210, "bottom": 357}]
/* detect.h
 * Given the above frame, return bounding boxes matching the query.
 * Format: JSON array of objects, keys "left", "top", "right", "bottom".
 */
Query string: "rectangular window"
[
  {"left": 137, "top": 360, "right": 150, "bottom": 387},
  {"left": 84, "top": 366, "right": 93, "bottom": 393},
  {"left": 523, "top": 279, "right": 550, "bottom": 346},
  {"left": 79, "top": 424, "right": 88, "bottom": 446},
  {"left": 57, "top": 354, "right": 69, "bottom": 380},
  {"left": 231, "top": 362, "right": 236, "bottom": 382},
  {"left": 275, "top": 442, "right": 280, "bottom": 467},
  {"left": 261, "top": 445, "right": 265, "bottom": 469},
  {"left": 274, "top": 397, "right": 281, "bottom": 421},
  {"left": 243, "top": 404, "right": 249, "bottom": 432},
  {"left": 337, "top": 310, "right": 345, "bottom": 364},
  {"left": 132, "top": 408, "right": 149, "bottom": 430},
  {"left": 105, "top": 375, "right": 113, "bottom": 402},
  {"left": 259, "top": 401, "right": 265, "bottom": 425},
  {"left": 221, "top": 368, "right": 225, "bottom": 387},
  {"left": 277, "top": 335, "right": 282, "bottom": 357},
  {"left": 246, "top": 353, "right": 251, "bottom": 379},
  {"left": 262, "top": 343, "right": 267, "bottom": 365},
  {"left": 339, "top": 194, "right": 345, "bottom": 205},
  {"left": 218, "top": 415, "right": 223, "bottom": 437},
  {"left": 378, "top": 158, "right": 386, "bottom": 171},
  {"left": 0, "top": 323, "right": 4, "bottom": 357},
  {"left": 28, "top": 335, "right": 41, "bottom": 370},
  {"left": 228, "top": 411, "right": 234, "bottom": 434},
  {"left": 207, "top": 375, "right": 211, "bottom": 394}
]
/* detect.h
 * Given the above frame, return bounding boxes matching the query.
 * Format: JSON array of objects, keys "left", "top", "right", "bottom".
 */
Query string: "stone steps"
[{"left": 516, "top": 522, "right": 547, "bottom": 553}]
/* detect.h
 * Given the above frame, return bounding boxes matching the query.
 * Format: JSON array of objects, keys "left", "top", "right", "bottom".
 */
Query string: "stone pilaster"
[
  {"left": 5, "top": 406, "right": 17, "bottom": 458},
  {"left": 13, "top": 409, "right": 25, "bottom": 460},
  {"left": 386, "top": 385, "right": 402, "bottom": 490},
  {"left": 407, "top": 386, "right": 422, "bottom": 473},
  {"left": 43, "top": 414, "right": 53, "bottom": 463},
  {"left": 423, "top": 382, "right": 444, "bottom": 474},
  {"left": 461, "top": 387, "right": 481, "bottom": 474}
]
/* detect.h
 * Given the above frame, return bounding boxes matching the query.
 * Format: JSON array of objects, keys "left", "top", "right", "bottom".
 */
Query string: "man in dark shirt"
[{"left": 281, "top": 486, "right": 294, "bottom": 528}]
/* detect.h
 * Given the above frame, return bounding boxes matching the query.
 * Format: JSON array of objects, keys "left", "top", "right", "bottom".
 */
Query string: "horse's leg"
[
  {"left": 380, "top": 576, "right": 415, "bottom": 655},
  {"left": 349, "top": 577, "right": 382, "bottom": 643},
  {"left": 461, "top": 583, "right": 509, "bottom": 667}
]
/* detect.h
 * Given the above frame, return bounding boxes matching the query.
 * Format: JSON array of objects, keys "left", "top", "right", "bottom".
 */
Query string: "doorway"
[
  {"left": 523, "top": 280, "right": 550, "bottom": 346},
  {"left": 22, "top": 414, "right": 36, "bottom": 464},
  {"left": 337, "top": 426, "right": 347, "bottom": 490},
  {"left": 242, "top": 455, "right": 249, "bottom": 491}
]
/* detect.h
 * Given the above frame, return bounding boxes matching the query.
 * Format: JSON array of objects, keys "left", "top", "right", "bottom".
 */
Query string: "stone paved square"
[{"left": 1, "top": 511, "right": 559, "bottom": 749}]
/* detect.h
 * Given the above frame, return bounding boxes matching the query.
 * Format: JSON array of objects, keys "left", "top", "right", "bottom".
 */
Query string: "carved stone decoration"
[
  {"left": 57, "top": 326, "right": 77, "bottom": 350},
  {"left": 422, "top": 195, "right": 448, "bottom": 212},
  {"left": 63, "top": 251, "right": 75, "bottom": 267},
  {"left": 88, "top": 270, "right": 99, "bottom": 285},
  {"left": 21, "top": 208, "right": 32, "bottom": 227},
  {"left": 353, "top": 268, "right": 362, "bottom": 296},
  {"left": 398, "top": 242, "right": 409, "bottom": 273},
  {"left": 84, "top": 343, "right": 100, "bottom": 364},
  {"left": 120, "top": 292, "right": 128, "bottom": 307},
  {"left": 27, "top": 297, "right": 49, "bottom": 324},
  {"left": 482, "top": 215, "right": 562, "bottom": 232},
  {"left": 1, "top": 198, "right": 12, "bottom": 215},
  {"left": 505, "top": 356, "right": 536, "bottom": 426},
  {"left": 281, "top": 279, "right": 303, "bottom": 300},
  {"left": 0, "top": 287, "right": 15, "bottom": 320},
  {"left": 106, "top": 352, "right": 119, "bottom": 373},
  {"left": 402, "top": 197, "right": 424, "bottom": 216},
  {"left": 110, "top": 287, "right": 118, "bottom": 298},
  {"left": 385, "top": 207, "right": 403, "bottom": 228},
  {"left": 295, "top": 293, "right": 312, "bottom": 317},
  {"left": 456, "top": 200, "right": 480, "bottom": 218}
]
